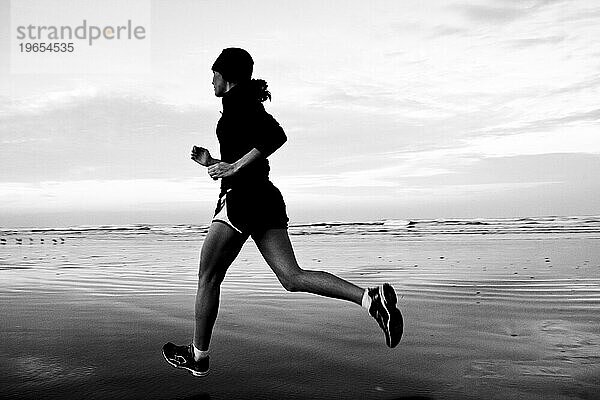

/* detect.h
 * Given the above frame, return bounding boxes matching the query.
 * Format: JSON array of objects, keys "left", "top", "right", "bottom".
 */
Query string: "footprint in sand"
[
  {"left": 537, "top": 320, "right": 600, "bottom": 362},
  {"left": 464, "top": 359, "right": 573, "bottom": 380},
  {"left": 464, "top": 321, "right": 600, "bottom": 381},
  {"left": 14, "top": 356, "right": 95, "bottom": 386}
]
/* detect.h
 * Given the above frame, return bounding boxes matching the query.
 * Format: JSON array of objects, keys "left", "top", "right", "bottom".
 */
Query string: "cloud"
[
  {"left": 451, "top": 0, "right": 565, "bottom": 25},
  {"left": 398, "top": 122, "right": 600, "bottom": 163},
  {"left": 550, "top": 74, "right": 600, "bottom": 95},
  {"left": 302, "top": 124, "right": 600, "bottom": 200},
  {"left": 0, "top": 178, "right": 216, "bottom": 212},
  {"left": 280, "top": 162, "right": 451, "bottom": 191},
  {"left": 506, "top": 35, "right": 566, "bottom": 48},
  {"left": 0, "top": 86, "right": 99, "bottom": 117},
  {"left": 430, "top": 24, "right": 470, "bottom": 37},
  {"left": 0, "top": 91, "right": 217, "bottom": 182},
  {"left": 403, "top": 153, "right": 600, "bottom": 187},
  {"left": 398, "top": 181, "right": 559, "bottom": 198},
  {"left": 453, "top": 3, "right": 525, "bottom": 24},
  {"left": 277, "top": 175, "right": 558, "bottom": 205},
  {"left": 479, "top": 109, "right": 600, "bottom": 136},
  {"left": 557, "top": 4, "right": 600, "bottom": 23},
  {"left": 309, "top": 84, "right": 456, "bottom": 120},
  {"left": 388, "top": 20, "right": 422, "bottom": 34},
  {"left": 468, "top": 125, "right": 600, "bottom": 157}
]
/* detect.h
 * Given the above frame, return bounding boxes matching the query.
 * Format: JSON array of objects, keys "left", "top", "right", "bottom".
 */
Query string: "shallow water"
[{"left": 1, "top": 220, "right": 599, "bottom": 399}]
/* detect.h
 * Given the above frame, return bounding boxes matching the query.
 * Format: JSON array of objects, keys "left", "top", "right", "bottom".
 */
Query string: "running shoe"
[
  {"left": 162, "top": 342, "right": 209, "bottom": 377},
  {"left": 368, "top": 283, "right": 403, "bottom": 348}
]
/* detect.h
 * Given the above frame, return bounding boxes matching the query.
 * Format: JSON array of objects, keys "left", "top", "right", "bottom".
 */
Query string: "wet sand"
[{"left": 1, "top": 230, "right": 599, "bottom": 399}]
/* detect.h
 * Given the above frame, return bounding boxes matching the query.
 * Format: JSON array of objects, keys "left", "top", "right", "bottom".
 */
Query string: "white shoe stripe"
[{"left": 379, "top": 284, "right": 393, "bottom": 345}]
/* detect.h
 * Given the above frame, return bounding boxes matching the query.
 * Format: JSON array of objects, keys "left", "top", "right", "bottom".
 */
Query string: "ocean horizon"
[{"left": 3, "top": 214, "right": 600, "bottom": 235}]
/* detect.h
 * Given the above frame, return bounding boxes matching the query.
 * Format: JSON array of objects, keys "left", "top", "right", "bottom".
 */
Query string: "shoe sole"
[
  {"left": 162, "top": 348, "right": 209, "bottom": 377},
  {"left": 380, "top": 283, "right": 403, "bottom": 348}
]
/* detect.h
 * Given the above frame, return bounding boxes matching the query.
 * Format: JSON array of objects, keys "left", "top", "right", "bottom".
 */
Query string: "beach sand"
[{"left": 1, "top": 227, "right": 599, "bottom": 399}]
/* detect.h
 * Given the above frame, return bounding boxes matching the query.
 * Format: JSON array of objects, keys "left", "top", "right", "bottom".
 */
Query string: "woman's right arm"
[{"left": 191, "top": 146, "right": 220, "bottom": 167}]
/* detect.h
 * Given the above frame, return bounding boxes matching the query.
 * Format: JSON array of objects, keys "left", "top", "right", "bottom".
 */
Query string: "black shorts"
[{"left": 212, "top": 181, "right": 289, "bottom": 236}]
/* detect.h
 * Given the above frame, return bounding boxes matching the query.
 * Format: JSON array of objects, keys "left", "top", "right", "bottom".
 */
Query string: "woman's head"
[
  {"left": 211, "top": 48, "right": 271, "bottom": 102},
  {"left": 212, "top": 48, "right": 253, "bottom": 83}
]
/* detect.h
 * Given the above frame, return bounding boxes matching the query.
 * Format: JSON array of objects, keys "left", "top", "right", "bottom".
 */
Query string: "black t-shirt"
[{"left": 217, "top": 82, "right": 287, "bottom": 191}]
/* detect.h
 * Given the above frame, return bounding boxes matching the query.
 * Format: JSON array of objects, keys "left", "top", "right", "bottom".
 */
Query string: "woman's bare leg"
[
  {"left": 252, "top": 228, "right": 363, "bottom": 304},
  {"left": 194, "top": 222, "right": 248, "bottom": 350}
]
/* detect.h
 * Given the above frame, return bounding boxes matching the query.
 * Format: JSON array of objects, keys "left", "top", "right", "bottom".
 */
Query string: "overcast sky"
[{"left": 1, "top": 0, "right": 599, "bottom": 227}]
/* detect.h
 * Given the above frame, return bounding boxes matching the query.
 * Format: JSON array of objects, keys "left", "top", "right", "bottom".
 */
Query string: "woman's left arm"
[
  {"left": 208, "top": 109, "right": 287, "bottom": 180},
  {"left": 207, "top": 148, "right": 262, "bottom": 179}
]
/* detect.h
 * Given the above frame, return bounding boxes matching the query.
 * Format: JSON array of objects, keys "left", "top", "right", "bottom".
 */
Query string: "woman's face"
[{"left": 212, "top": 71, "right": 228, "bottom": 97}]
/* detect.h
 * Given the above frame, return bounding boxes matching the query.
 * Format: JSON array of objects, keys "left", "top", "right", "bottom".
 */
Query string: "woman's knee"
[
  {"left": 279, "top": 269, "right": 305, "bottom": 292},
  {"left": 198, "top": 272, "right": 219, "bottom": 289},
  {"left": 198, "top": 259, "right": 224, "bottom": 288}
]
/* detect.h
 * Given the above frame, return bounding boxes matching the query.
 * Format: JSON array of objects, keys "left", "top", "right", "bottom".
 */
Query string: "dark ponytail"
[{"left": 250, "top": 79, "right": 271, "bottom": 102}]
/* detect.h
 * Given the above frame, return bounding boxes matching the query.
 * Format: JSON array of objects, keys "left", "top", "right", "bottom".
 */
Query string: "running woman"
[{"left": 162, "top": 48, "right": 403, "bottom": 377}]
